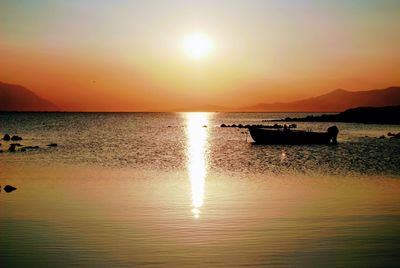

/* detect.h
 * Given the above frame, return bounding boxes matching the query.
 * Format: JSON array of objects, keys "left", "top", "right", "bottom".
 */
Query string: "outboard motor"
[{"left": 327, "top": 126, "right": 339, "bottom": 145}]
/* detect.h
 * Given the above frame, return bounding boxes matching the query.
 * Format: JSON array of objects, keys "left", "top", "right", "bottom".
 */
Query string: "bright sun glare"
[{"left": 183, "top": 32, "right": 213, "bottom": 60}]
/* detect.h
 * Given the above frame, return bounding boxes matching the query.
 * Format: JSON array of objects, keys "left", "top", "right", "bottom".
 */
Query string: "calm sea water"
[{"left": 1, "top": 112, "right": 400, "bottom": 267}]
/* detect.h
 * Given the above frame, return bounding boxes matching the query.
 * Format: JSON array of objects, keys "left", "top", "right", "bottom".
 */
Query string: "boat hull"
[{"left": 248, "top": 127, "right": 337, "bottom": 145}]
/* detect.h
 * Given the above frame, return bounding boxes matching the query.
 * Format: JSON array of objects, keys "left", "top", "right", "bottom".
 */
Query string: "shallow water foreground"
[{"left": 1, "top": 167, "right": 400, "bottom": 267}]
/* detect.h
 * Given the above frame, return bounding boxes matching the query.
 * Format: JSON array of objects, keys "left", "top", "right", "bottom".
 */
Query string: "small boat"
[{"left": 248, "top": 126, "right": 339, "bottom": 145}]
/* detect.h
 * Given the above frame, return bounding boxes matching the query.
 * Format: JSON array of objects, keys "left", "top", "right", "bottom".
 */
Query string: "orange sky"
[{"left": 1, "top": 0, "right": 400, "bottom": 111}]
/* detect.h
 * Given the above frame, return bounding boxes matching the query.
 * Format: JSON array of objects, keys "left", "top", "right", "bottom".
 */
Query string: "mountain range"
[
  {"left": 1, "top": 81, "right": 400, "bottom": 112},
  {"left": 240, "top": 87, "right": 400, "bottom": 112}
]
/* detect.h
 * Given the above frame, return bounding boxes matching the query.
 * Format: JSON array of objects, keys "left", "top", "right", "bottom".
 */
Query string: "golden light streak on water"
[{"left": 185, "top": 112, "right": 210, "bottom": 218}]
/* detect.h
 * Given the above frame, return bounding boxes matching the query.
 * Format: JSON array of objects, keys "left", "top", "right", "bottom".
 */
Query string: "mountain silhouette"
[
  {"left": 1, "top": 82, "right": 400, "bottom": 112},
  {"left": 0, "top": 82, "right": 59, "bottom": 111},
  {"left": 241, "top": 87, "right": 400, "bottom": 112}
]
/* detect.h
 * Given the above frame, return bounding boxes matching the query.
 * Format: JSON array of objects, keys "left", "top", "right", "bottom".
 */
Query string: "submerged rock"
[
  {"left": 3, "top": 185, "right": 17, "bottom": 193},
  {"left": 3, "top": 134, "right": 10, "bottom": 141}
]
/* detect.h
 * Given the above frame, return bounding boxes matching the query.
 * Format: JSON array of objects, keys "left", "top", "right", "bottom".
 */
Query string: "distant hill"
[
  {"left": 241, "top": 87, "right": 400, "bottom": 112},
  {"left": 0, "top": 82, "right": 59, "bottom": 111}
]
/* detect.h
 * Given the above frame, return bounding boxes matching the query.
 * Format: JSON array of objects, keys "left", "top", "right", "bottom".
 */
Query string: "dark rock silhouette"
[
  {"left": 47, "top": 143, "right": 58, "bottom": 147},
  {"left": 3, "top": 134, "right": 10, "bottom": 141},
  {"left": 388, "top": 132, "right": 400, "bottom": 139},
  {"left": 11, "top": 135, "right": 22, "bottom": 141},
  {"left": 220, "top": 123, "right": 297, "bottom": 129},
  {"left": 277, "top": 105, "right": 400, "bottom": 124},
  {"left": 8, "top": 144, "right": 16, "bottom": 152},
  {"left": 3, "top": 185, "right": 17, "bottom": 193}
]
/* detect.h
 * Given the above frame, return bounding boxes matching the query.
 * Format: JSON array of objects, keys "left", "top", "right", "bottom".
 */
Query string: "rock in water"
[
  {"left": 8, "top": 144, "right": 16, "bottom": 152},
  {"left": 11, "top": 135, "right": 22, "bottom": 141},
  {"left": 48, "top": 143, "right": 58, "bottom": 147},
  {"left": 388, "top": 132, "right": 400, "bottom": 139},
  {"left": 4, "top": 185, "right": 17, "bottom": 193},
  {"left": 3, "top": 134, "right": 10, "bottom": 141}
]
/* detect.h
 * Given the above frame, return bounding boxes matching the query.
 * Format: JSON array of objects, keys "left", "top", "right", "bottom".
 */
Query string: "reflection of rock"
[
  {"left": 11, "top": 135, "right": 22, "bottom": 141},
  {"left": 3, "top": 134, "right": 10, "bottom": 141},
  {"left": 47, "top": 143, "right": 58, "bottom": 147},
  {"left": 8, "top": 144, "right": 16, "bottom": 152},
  {"left": 20, "top": 146, "right": 40, "bottom": 152},
  {"left": 3, "top": 185, "right": 17, "bottom": 193},
  {"left": 21, "top": 146, "right": 39, "bottom": 150},
  {"left": 379, "top": 135, "right": 386, "bottom": 139},
  {"left": 11, "top": 143, "right": 23, "bottom": 147}
]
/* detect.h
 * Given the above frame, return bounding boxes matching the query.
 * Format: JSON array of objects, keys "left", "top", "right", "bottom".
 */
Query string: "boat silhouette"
[{"left": 248, "top": 125, "right": 339, "bottom": 145}]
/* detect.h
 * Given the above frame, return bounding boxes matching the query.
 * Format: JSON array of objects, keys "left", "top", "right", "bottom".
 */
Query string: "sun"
[{"left": 183, "top": 32, "right": 213, "bottom": 60}]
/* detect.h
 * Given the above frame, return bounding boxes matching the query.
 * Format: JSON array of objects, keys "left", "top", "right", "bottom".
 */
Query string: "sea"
[{"left": 1, "top": 112, "right": 400, "bottom": 267}]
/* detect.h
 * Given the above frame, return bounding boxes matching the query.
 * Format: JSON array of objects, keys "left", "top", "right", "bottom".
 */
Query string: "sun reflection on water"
[{"left": 185, "top": 112, "right": 210, "bottom": 218}]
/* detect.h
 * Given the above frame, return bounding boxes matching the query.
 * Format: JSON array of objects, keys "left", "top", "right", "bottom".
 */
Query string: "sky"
[{"left": 1, "top": 0, "right": 400, "bottom": 111}]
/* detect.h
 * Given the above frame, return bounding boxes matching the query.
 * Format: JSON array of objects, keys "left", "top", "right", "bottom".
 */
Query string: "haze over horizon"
[{"left": 1, "top": 0, "right": 400, "bottom": 111}]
